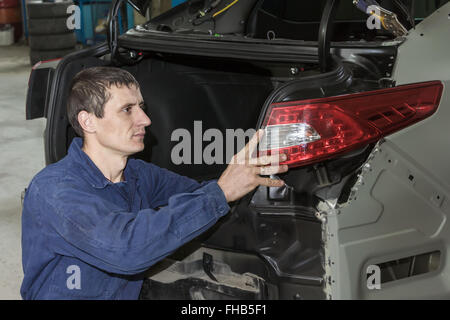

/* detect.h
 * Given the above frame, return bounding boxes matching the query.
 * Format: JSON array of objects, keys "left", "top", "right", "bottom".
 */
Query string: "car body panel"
[{"left": 325, "top": 2, "right": 450, "bottom": 299}]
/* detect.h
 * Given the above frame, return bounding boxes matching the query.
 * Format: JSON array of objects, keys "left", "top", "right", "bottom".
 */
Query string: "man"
[{"left": 21, "top": 67, "right": 287, "bottom": 299}]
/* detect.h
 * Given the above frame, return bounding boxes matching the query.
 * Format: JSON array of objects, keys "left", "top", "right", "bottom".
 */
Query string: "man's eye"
[{"left": 123, "top": 107, "right": 131, "bottom": 113}]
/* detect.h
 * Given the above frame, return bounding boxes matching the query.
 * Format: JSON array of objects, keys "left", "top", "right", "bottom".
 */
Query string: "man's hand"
[{"left": 217, "top": 129, "right": 289, "bottom": 202}]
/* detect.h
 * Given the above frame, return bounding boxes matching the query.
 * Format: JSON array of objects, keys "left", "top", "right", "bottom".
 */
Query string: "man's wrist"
[
  {"left": 203, "top": 181, "right": 230, "bottom": 216},
  {"left": 217, "top": 180, "right": 230, "bottom": 203}
]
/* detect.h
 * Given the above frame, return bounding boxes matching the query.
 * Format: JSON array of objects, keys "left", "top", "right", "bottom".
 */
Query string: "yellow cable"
[{"left": 212, "top": 0, "right": 239, "bottom": 18}]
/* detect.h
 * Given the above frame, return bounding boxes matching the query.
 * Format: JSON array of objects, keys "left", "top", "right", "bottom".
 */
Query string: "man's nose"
[{"left": 136, "top": 107, "right": 151, "bottom": 127}]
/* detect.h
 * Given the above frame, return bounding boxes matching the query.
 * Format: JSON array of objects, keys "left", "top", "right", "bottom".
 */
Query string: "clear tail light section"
[{"left": 259, "top": 81, "right": 443, "bottom": 168}]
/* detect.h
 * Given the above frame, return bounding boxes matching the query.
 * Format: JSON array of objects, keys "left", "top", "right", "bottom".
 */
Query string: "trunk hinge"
[
  {"left": 107, "top": 0, "right": 143, "bottom": 65},
  {"left": 318, "top": 0, "right": 340, "bottom": 73}
]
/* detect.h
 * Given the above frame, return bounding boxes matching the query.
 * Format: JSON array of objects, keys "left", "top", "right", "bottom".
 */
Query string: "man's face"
[{"left": 91, "top": 84, "right": 151, "bottom": 157}]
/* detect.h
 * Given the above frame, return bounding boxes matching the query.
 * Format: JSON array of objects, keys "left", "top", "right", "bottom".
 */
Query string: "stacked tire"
[{"left": 27, "top": 1, "right": 77, "bottom": 65}]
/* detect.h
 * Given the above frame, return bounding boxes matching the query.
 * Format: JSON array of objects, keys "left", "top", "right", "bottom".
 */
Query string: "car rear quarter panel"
[{"left": 326, "top": 3, "right": 450, "bottom": 299}]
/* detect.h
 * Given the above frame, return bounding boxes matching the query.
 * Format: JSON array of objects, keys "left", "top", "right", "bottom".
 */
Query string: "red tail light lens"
[{"left": 259, "top": 81, "right": 443, "bottom": 168}]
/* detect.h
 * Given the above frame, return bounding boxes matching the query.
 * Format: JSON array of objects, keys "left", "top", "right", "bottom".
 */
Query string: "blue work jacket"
[{"left": 20, "top": 138, "right": 230, "bottom": 299}]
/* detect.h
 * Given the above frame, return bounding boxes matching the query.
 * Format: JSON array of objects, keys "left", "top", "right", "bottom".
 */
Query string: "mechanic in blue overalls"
[{"left": 20, "top": 67, "right": 288, "bottom": 299}]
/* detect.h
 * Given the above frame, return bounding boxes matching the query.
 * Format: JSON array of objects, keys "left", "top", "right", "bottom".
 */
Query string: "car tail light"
[{"left": 259, "top": 81, "right": 443, "bottom": 168}]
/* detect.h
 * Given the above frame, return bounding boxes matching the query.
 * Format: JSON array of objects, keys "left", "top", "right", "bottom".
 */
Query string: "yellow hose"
[{"left": 212, "top": 0, "right": 239, "bottom": 18}]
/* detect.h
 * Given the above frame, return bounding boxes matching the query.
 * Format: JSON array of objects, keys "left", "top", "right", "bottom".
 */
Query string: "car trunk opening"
[{"left": 48, "top": 47, "right": 385, "bottom": 299}]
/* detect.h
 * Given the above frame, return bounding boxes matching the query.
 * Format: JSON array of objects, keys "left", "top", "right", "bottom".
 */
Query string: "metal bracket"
[{"left": 203, "top": 252, "right": 218, "bottom": 282}]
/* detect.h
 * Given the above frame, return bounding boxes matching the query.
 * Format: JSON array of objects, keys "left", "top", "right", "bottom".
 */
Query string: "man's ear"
[{"left": 78, "top": 111, "right": 96, "bottom": 134}]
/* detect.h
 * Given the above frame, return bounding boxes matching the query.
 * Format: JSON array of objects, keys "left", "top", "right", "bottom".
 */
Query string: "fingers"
[
  {"left": 255, "top": 164, "right": 288, "bottom": 176},
  {"left": 238, "top": 129, "right": 264, "bottom": 161},
  {"left": 251, "top": 153, "right": 287, "bottom": 166},
  {"left": 257, "top": 176, "right": 285, "bottom": 188},
  {"left": 235, "top": 150, "right": 286, "bottom": 166},
  {"left": 247, "top": 129, "right": 265, "bottom": 153}
]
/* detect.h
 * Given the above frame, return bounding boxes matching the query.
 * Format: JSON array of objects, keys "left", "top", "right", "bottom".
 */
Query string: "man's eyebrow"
[
  {"left": 119, "top": 103, "right": 134, "bottom": 109},
  {"left": 119, "top": 101, "right": 144, "bottom": 109}
]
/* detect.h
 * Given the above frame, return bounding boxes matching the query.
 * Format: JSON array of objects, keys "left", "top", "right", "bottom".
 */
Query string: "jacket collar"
[{"left": 68, "top": 138, "right": 138, "bottom": 188}]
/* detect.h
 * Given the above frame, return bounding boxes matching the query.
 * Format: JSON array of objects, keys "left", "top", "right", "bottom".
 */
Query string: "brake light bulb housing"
[{"left": 259, "top": 81, "right": 443, "bottom": 168}]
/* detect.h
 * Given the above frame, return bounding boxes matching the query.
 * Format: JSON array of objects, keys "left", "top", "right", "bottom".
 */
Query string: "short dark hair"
[{"left": 67, "top": 66, "right": 140, "bottom": 137}]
